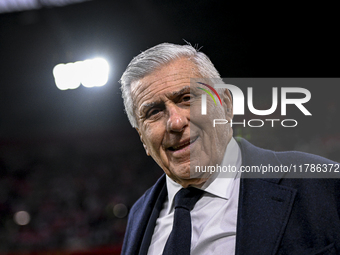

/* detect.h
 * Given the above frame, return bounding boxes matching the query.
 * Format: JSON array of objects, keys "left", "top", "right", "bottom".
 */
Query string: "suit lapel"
[
  {"left": 123, "top": 175, "right": 166, "bottom": 255},
  {"left": 139, "top": 184, "right": 167, "bottom": 255},
  {"left": 235, "top": 139, "right": 297, "bottom": 255}
]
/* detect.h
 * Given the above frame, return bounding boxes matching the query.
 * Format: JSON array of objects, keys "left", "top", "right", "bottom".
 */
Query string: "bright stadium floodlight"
[
  {"left": 53, "top": 58, "right": 110, "bottom": 90},
  {"left": 53, "top": 62, "right": 81, "bottom": 90},
  {"left": 81, "top": 58, "right": 109, "bottom": 88}
]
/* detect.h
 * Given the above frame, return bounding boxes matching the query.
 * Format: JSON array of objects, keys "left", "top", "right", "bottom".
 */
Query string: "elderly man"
[{"left": 119, "top": 43, "right": 340, "bottom": 255}]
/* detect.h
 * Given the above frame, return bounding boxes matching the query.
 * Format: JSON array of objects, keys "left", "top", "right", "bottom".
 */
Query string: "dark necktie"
[{"left": 162, "top": 187, "right": 204, "bottom": 255}]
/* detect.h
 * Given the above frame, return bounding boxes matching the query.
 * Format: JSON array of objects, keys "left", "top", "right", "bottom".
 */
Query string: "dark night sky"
[{"left": 0, "top": 0, "right": 339, "bottom": 153}]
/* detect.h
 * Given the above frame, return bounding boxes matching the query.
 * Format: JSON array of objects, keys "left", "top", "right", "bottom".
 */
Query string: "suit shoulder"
[{"left": 275, "top": 150, "right": 338, "bottom": 164}]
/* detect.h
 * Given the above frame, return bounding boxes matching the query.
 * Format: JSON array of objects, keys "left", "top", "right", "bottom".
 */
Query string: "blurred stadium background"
[{"left": 0, "top": 0, "right": 339, "bottom": 254}]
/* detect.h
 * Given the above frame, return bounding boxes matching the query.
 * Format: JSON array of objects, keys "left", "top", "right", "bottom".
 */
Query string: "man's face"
[{"left": 130, "top": 58, "right": 233, "bottom": 188}]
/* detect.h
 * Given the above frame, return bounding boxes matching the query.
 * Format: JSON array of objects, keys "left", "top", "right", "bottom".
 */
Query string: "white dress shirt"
[{"left": 147, "top": 137, "right": 242, "bottom": 255}]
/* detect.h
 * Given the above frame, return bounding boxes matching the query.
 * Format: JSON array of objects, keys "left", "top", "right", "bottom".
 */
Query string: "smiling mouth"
[{"left": 168, "top": 136, "right": 198, "bottom": 151}]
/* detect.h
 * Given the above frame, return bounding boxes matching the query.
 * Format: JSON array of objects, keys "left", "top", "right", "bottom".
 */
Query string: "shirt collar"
[{"left": 165, "top": 137, "right": 242, "bottom": 214}]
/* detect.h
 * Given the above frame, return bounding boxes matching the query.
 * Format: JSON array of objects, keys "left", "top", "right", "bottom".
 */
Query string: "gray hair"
[{"left": 119, "top": 42, "right": 222, "bottom": 128}]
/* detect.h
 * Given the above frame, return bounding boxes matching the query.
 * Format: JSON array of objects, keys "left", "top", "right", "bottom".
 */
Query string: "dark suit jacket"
[{"left": 121, "top": 138, "right": 340, "bottom": 255}]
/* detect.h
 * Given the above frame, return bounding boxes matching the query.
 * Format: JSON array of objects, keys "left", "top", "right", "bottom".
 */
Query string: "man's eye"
[
  {"left": 181, "top": 95, "right": 191, "bottom": 102},
  {"left": 147, "top": 108, "right": 162, "bottom": 118}
]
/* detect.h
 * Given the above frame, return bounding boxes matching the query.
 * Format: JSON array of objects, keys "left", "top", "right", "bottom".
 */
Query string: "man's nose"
[{"left": 166, "top": 105, "right": 188, "bottom": 132}]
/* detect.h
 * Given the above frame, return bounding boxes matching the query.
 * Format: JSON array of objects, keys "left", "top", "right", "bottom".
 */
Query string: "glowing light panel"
[{"left": 53, "top": 58, "right": 109, "bottom": 90}]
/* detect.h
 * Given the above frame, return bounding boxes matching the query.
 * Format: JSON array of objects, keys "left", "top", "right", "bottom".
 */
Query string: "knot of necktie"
[{"left": 174, "top": 187, "right": 204, "bottom": 211}]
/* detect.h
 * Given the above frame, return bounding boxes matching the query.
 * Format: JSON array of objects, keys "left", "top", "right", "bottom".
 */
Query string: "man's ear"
[
  {"left": 221, "top": 89, "right": 233, "bottom": 120},
  {"left": 136, "top": 128, "right": 150, "bottom": 156}
]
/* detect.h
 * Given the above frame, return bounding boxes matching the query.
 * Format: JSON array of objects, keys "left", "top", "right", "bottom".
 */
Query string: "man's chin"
[
  {"left": 179, "top": 176, "right": 210, "bottom": 188},
  {"left": 167, "top": 162, "right": 212, "bottom": 187},
  {"left": 172, "top": 171, "right": 211, "bottom": 188},
  {"left": 169, "top": 164, "right": 207, "bottom": 179}
]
